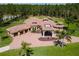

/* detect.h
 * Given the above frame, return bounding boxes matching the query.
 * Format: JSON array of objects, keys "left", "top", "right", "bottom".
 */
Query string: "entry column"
[
  {"left": 23, "top": 30, "right": 25, "bottom": 34},
  {"left": 18, "top": 32, "right": 20, "bottom": 35},
  {"left": 42, "top": 31, "right": 45, "bottom": 37}
]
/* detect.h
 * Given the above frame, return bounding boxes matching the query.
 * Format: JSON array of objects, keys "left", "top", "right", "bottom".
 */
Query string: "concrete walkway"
[{"left": 0, "top": 46, "right": 10, "bottom": 53}]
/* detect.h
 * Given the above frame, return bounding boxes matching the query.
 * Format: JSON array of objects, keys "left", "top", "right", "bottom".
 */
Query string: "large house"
[{"left": 7, "top": 17, "right": 64, "bottom": 38}]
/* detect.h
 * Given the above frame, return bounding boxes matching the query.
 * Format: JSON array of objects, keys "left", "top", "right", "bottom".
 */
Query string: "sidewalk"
[{"left": 0, "top": 46, "right": 10, "bottom": 53}]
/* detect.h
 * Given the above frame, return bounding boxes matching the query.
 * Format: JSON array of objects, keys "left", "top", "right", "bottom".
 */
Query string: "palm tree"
[
  {"left": 65, "top": 35, "right": 72, "bottom": 43},
  {"left": 19, "top": 41, "right": 33, "bottom": 56},
  {"left": 61, "top": 30, "right": 72, "bottom": 43},
  {"left": 63, "top": 26, "right": 72, "bottom": 43},
  {"left": 55, "top": 31, "right": 65, "bottom": 47},
  {"left": 55, "top": 30, "right": 72, "bottom": 47}
]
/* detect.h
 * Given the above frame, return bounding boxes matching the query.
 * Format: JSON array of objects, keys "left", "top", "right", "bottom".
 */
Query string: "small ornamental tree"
[{"left": 19, "top": 41, "right": 33, "bottom": 56}]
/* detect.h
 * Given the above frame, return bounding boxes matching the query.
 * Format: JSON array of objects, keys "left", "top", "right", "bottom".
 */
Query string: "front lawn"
[
  {"left": 68, "top": 23, "right": 79, "bottom": 37},
  {"left": 33, "top": 43, "right": 79, "bottom": 56},
  {"left": 0, "top": 43, "right": 79, "bottom": 56}
]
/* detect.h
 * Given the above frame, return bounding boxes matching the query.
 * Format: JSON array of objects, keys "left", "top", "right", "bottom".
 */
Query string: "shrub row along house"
[{"left": 6, "top": 17, "right": 64, "bottom": 38}]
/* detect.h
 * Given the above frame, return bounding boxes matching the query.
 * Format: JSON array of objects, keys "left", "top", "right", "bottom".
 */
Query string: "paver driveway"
[
  {"left": 9, "top": 31, "right": 79, "bottom": 49},
  {"left": 9, "top": 32, "right": 54, "bottom": 49}
]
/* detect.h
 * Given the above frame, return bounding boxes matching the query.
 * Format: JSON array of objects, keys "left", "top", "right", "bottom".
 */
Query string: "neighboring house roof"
[{"left": 7, "top": 24, "right": 30, "bottom": 34}]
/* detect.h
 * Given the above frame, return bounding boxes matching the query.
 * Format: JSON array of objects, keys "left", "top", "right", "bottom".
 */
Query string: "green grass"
[
  {"left": 65, "top": 23, "right": 79, "bottom": 37},
  {"left": 0, "top": 49, "right": 20, "bottom": 56},
  {"left": 51, "top": 17, "right": 65, "bottom": 24},
  {"left": 33, "top": 43, "right": 79, "bottom": 56},
  {"left": 0, "top": 36, "right": 12, "bottom": 47},
  {"left": 50, "top": 16, "right": 79, "bottom": 37},
  {"left": 0, "top": 43, "right": 79, "bottom": 56},
  {"left": 35, "top": 16, "right": 47, "bottom": 19}
]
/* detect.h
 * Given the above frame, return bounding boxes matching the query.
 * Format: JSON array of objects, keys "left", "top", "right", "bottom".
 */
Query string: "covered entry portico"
[
  {"left": 41, "top": 25, "right": 54, "bottom": 37},
  {"left": 44, "top": 31, "right": 52, "bottom": 36},
  {"left": 41, "top": 30, "right": 54, "bottom": 37}
]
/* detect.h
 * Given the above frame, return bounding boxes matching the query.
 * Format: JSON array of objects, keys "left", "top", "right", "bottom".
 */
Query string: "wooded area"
[{"left": 0, "top": 3, "right": 79, "bottom": 19}]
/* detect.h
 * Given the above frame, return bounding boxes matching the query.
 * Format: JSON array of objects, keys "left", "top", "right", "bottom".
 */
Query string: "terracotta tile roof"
[
  {"left": 7, "top": 17, "right": 64, "bottom": 34},
  {"left": 24, "top": 17, "right": 42, "bottom": 26},
  {"left": 53, "top": 24, "right": 64, "bottom": 28},
  {"left": 7, "top": 24, "right": 30, "bottom": 33}
]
